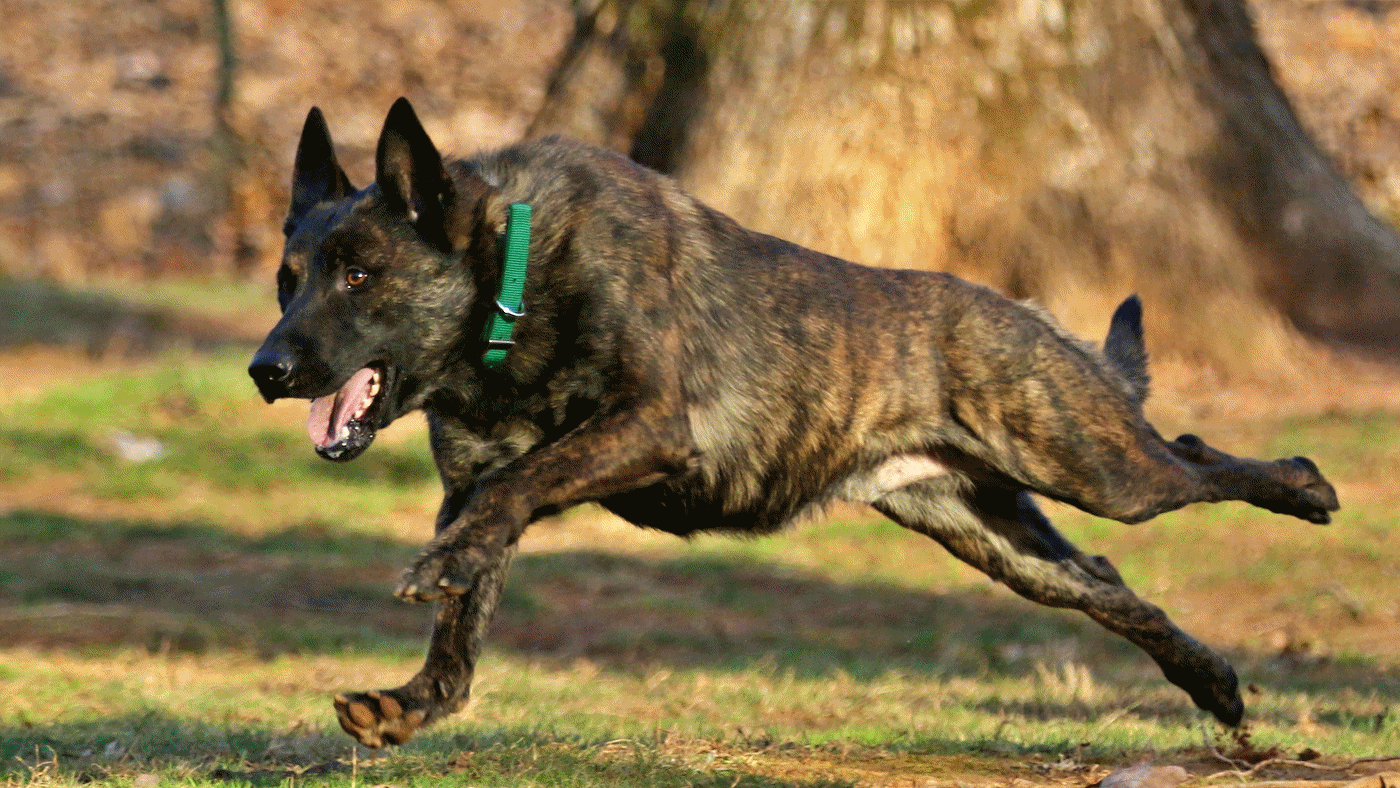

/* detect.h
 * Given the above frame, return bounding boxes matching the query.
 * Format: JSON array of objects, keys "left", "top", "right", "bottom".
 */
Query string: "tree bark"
[{"left": 528, "top": 0, "right": 1400, "bottom": 364}]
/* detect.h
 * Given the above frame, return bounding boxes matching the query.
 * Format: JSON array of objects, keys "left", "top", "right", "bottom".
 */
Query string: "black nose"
[{"left": 249, "top": 345, "right": 296, "bottom": 403}]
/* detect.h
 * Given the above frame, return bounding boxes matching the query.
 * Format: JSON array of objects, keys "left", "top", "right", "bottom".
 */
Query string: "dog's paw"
[
  {"left": 1161, "top": 654, "right": 1244, "bottom": 727},
  {"left": 394, "top": 547, "right": 483, "bottom": 602},
  {"left": 1272, "top": 456, "right": 1340, "bottom": 525},
  {"left": 1184, "top": 669, "right": 1245, "bottom": 728},
  {"left": 334, "top": 689, "right": 428, "bottom": 748}
]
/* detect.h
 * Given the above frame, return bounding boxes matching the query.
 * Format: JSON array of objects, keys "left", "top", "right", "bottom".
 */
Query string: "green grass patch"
[
  {"left": 1, "top": 355, "right": 437, "bottom": 497},
  {"left": 2, "top": 279, "right": 1399, "bottom": 785}
]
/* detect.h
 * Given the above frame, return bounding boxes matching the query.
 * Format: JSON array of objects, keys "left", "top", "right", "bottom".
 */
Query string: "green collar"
[{"left": 483, "top": 203, "right": 532, "bottom": 369}]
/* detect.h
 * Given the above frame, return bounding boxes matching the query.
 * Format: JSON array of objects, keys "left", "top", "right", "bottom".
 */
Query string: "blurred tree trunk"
[
  {"left": 528, "top": 0, "right": 1400, "bottom": 365},
  {"left": 210, "top": 0, "right": 245, "bottom": 275}
]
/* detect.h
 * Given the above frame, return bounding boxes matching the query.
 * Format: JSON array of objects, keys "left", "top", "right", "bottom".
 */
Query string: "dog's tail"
[{"left": 1103, "top": 295, "right": 1150, "bottom": 405}]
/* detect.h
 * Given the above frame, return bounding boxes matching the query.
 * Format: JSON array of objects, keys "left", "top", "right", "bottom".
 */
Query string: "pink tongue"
[{"left": 307, "top": 367, "right": 377, "bottom": 448}]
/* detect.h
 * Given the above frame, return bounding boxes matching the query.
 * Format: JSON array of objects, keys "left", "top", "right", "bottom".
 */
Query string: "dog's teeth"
[
  {"left": 350, "top": 376, "right": 380, "bottom": 422},
  {"left": 339, "top": 425, "right": 350, "bottom": 441},
  {"left": 353, "top": 392, "right": 375, "bottom": 421}
]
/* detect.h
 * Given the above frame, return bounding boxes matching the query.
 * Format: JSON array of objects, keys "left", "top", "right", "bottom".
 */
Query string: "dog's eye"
[
  {"left": 275, "top": 266, "right": 297, "bottom": 311},
  {"left": 276, "top": 266, "right": 297, "bottom": 293},
  {"left": 345, "top": 268, "right": 370, "bottom": 289}
]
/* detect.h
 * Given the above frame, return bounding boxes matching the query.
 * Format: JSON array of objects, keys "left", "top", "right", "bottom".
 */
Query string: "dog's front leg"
[
  {"left": 396, "top": 403, "right": 695, "bottom": 602},
  {"left": 335, "top": 544, "right": 516, "bottom": 747}
]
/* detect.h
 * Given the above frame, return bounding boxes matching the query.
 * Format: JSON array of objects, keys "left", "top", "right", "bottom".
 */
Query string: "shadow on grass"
[
  {"left": 3, "top": 509, "right": 1398, "bottom": 730},
  {"left": 0, "top": 713, "right": 853, "bottom": 787},
  {"left": 0, "top": 278, "right": 251, "bottom": 356}
]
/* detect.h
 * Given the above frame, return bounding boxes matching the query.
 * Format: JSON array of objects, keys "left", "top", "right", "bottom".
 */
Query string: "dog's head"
[{"left": 249, "top": 98, "right": 501, "bottom": 462}]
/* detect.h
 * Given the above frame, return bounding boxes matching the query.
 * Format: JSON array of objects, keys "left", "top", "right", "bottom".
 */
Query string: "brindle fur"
[{"left": 249, "top": 99, "right": 1339, "bottom": 748}]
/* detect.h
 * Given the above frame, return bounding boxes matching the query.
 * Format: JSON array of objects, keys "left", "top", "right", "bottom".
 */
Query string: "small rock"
[
  {"left": 1097, "top": 763, "right": 1189, "bottom": 788},
  {"left": 109, "top": 430, "right": 167, "bottom": 462}
]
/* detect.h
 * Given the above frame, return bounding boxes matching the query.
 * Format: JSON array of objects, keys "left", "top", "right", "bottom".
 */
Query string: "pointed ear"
[
  {"left": 286, "top": 107, "right": 355, "bottom": 236},
  {"left": 375, "top": 98, "right": 456, "bottom": 246}
]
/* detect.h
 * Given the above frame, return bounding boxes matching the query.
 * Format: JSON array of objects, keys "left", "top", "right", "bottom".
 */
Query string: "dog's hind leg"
[
  {"left": 939, "top": 292, "right": 1337, "bottom": 526},
  {"left": 873, "top": 481, "right": 1244, "bottom": 725},
  {"left": 1063, "top": 432, "right": 1340, "bottom": 526},
  {"left": 1157, "top": 434, "right": 1338, "bottom": 524},
  {"left": 334, "top": 544, "right": 516, "bottom": 747}
]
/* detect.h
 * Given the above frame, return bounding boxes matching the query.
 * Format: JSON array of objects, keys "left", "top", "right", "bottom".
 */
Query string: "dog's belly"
[
  {"left": 833, "top": 454, "right": 952, "bottom": 504},
  {"left": 602, "top": 452, "right": 951, "bottom": 536},
  {"left": 599, "top": 480, "right": 779, "bottom": 536}
]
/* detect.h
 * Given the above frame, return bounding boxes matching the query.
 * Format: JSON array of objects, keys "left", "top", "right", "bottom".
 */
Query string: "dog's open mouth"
[{"left": 307, "top": 366, "right": 383, "bottom": 461}]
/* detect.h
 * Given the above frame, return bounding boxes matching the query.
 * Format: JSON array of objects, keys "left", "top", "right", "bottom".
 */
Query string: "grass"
[{"left": 1, "top": 277, "right": 1399, "bottom": 786}]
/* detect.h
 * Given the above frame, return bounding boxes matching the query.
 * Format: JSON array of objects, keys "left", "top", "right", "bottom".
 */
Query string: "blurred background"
[
  {"left": 0, "top": 0, "right": 568, "bottom": 281},
  {"left": 1, "top": 0, "right": 1399, "bottom": 374}
]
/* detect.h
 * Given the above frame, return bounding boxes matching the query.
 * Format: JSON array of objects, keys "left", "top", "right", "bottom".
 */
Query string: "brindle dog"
[{"left": 249, "top": 98, "right": 1339, "bottom": 747}]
